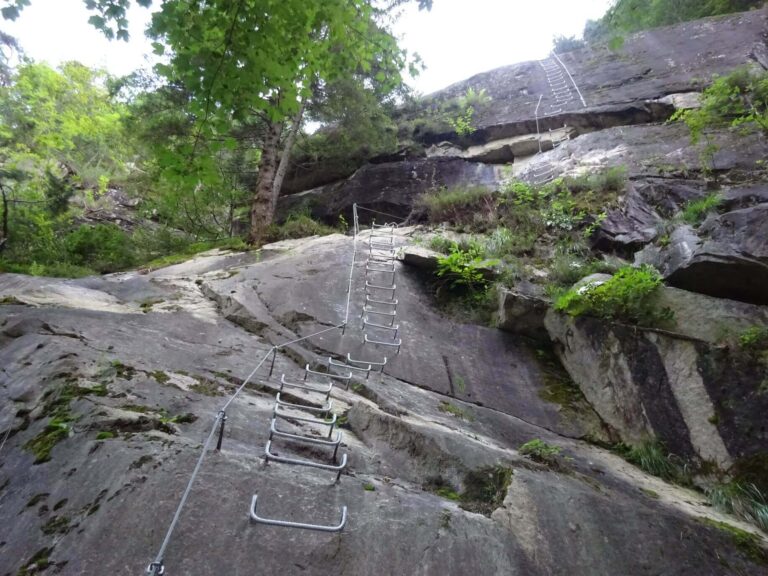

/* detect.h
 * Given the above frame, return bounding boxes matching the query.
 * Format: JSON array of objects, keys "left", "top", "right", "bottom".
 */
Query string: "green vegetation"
[
  {"left": 459, "top": 465, "right": 514, "bottom": 515},
  {"left": 438, "top": 401, "right": 474, "bottom": 421},
  {"left": 17, "top": 547, "right": 54, "bottom": 575},
  {"left": 682, "top": 193, "right": 723, "bottom": 226},
  {"left": 584, "top": 0, "right": 764, "bottom": 44},
  {"left": 613, "top": 440, "right": 689, "bottom": 483},
  {"left": 699, "top": 518, "right": 768, "bottom": 564},
  {"left": 24, "top": 419, "right": 70, "bottom": 464},
  {"left": 554, "top": 265, "right": 673, "bottom": 326},
  {"left": 424, "top": 466, "right": 514, "bottom": 516},
  {"left": 672, "top": 67, "right": 768, "bottom": 151},
  {"left": 739, "top": 326, "right": 768, "bottom": 352},
  {"left": 552, "top": 35, "right": 586, "bottom": 53},
  {"left": 519, "top": 439, "right": 562, "bottom": 464},
  {"left": 363, "top": 482, "right": 376, "bottom": 492},
  {"left": 95, "top": 431, "right": 116, "bottom": 440},
  {"left": 1, "top": 1, "right": 430, "bottom": 274},
  {"left": 151, "top": 371, "right": 170, "bottom": 385},
  {"left": 707, "top": 481, "right": 768, "bottom": 532},
  {"left": 267, "top": 213, "right": 337, "bottom": 242},
  {"left": 418, "top": 185, "right": 497, "bottom": 227},
  {"left": 436, "top": 246, "right": 492, "bottom": 297},
  {"left": 41, "top": 515, "right": 70, "bottom": 535},
  {"left": 417, "top": 168, "right": 627, "bottom": 320}
]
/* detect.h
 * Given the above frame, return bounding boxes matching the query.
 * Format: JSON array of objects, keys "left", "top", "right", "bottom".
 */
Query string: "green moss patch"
[
  {"left": 17, "top": 547, "right": 54, "bottom": 575},
  {"left": 41, "top": 515, "right": 70, "bottom": 535},
  {"left": 460, "top": 465, "right": 514, "bottom": 516},
  {"left": 24, "top": 420, "right": 70, "bottom": 464},
  {"left": 438, "top": 401, "right": 474, "bottom": 421},
  {"left": 699, "top": 518, "right": 768, "bottom": 565}
]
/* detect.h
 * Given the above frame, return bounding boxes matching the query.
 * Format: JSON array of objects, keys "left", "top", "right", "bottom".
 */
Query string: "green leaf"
[
  {"left": 87, "top": 14, "right": 106, "bottom": 29},
  {"left": 1, "top": 6, "right": 20, "bottom": 20},
  {"left": 151, "top": 42, "right": 165, "bottom": 55}
]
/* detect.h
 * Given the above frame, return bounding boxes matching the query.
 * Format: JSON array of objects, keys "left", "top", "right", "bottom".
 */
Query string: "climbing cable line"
[{"left": 145, "top": 203, "right": 405, "bottom": 575}]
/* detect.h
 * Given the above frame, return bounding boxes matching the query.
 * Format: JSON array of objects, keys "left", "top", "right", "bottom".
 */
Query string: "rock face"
[
  {"left": 545, "top": 283, "right": 768, "bottom": 468},
  {"left": 278, "top": 9, "right": 768, "bottom": 224},
  {"left": 276, "top": 157, "right": 500, "bottom": 225},
  {"left": 637, "top": 205, "right": 768, "bottom": 306},
  {"left": 426, "top": 9, "right": 766, "bottom": 140},
  {"left": 2, "top": 235, "right": 767, "bottom": 575}
]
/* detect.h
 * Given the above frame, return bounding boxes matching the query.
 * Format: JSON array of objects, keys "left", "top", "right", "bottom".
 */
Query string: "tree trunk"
[
  {"left": 248, "top": 119, "right": 284, "bottom": 244},
  {"left": 272, "top": 98, "right": 306, "bottom": 197},
  {"left": 0, "top": 184, "right": 7, "bottom": 252}
]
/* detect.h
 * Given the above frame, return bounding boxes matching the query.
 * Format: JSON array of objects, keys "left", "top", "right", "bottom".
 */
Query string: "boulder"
[
  {"left": 496, "top": 281, "right": 550, "bottom": 341},
  {"left": 592, "top": 182, "right": 661, "bottom": 254},
  {"left": 545, "top": 283, "right": 768, "bottom": 468},
  {"left": 636, "top": 205, "right": 768, "bottom": 306}
]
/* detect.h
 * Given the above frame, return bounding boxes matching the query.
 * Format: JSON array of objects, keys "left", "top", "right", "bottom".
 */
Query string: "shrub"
[
  {"left": 554, "top": 264, "right": 673, "bottom": 326},
  {"left": 267, "top": 214, "right": 336, "bottom": 241},
  {"left": 552, "top": 35, "right": 586, "bottom": 53},
  {"left": 428, "top": 235, "right": 457, "bottom": 254},
  {"left": 681, "top": 193, "right": 722, "bottom": 225},
  {"left": 672, "top": 67, "right": 768, "bottom": 144},
  {"left": 548, "top": 252, "right": 617, "bottom": 288},
  {"left": 739, "top": 326, "right": 768, "bottom": 351},
  {"left": 436, "top": 246, "right": 491, "bottom": 297},
  {"left": 519, "top": 439, "right": 562, "bottom": 462},
  {"left": 613, "top": 440, "right": 688, "bottom": 483},
  {"left": 707, "top": 481, "right": 768, "bottom": 532},
  {"left": 64, "top": 223, "right": 136, "bottom": 273},
  {"left": 417, "top": 186, "right": 496, "bottom": 227}
]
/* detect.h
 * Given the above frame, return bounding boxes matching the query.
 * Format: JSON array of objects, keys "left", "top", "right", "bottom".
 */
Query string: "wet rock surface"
[{"left": 2, "top": 238, "right": 767, "bottom": 575}]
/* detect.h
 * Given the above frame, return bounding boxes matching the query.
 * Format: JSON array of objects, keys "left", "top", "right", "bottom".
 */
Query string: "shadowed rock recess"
[{"left": 3, "top": 7, "right": 768, "bottom": 576}]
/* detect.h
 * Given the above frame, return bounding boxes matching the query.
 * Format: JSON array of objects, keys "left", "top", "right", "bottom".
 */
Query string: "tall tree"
[{"left": 148, "top": 0, "right": 413, "bottom": 243}]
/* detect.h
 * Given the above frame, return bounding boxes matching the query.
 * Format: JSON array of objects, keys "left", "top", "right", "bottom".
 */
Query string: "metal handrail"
[{"left": 249, "top": 495, "right": 347, "bottom": 532}]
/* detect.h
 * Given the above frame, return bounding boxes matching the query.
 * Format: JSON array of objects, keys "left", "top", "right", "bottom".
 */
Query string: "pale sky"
[{"left": 2, "top": 0, "right": 612, "bottom": 94}]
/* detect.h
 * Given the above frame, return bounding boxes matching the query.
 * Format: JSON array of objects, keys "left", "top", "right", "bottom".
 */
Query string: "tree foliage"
[{"left": 584, "top": 0, "right": 763, "bottom": 43}]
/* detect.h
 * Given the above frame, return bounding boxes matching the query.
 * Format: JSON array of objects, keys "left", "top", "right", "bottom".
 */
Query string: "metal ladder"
[
  {"left": 539, "top": 56, "right": 575, "bottom": 117},
  {"left": 249, "top": 205, "right": 403, "bottom": 534}
]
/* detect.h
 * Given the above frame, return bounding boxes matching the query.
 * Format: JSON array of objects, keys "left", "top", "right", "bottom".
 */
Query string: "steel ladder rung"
[
  {"left": 366, "top": 262, "right": 395, "bottom": 271},
  {"left": 329, "top": 357, "right": 371, "bottom": 373},
  {"left": 362, "top": 305, "right": 397, "bottom": 318},
  {"left": 280, "top": 374, "right": 333, "bottom": 399},
  {"left": 347, "top": 352, "right": 387, "bottom": 368},
  {"left": 250, "top": 495, "right": 347, "bottom": 532},
  {"left": 366, "top": 295, "right": 398, "bottom": 306},
  {"left": 270, "top": 418, "right": 342, "bottom": 449},
  {"left": 273, "top": 405, "right": 337, "bottom": 431},
  {"left": 363, "top": 317, "right": 399, "bottom": 332},
  {"left": 364, "top": 334, "right": 402, "bottom": 351},
  {"left": 305, "top": 364, "right": 352, "bottom": 381},
  {"left": 264, "top": 440, "right": 347, "bottom": 481},
  {"left": 275, "top": 392, "right": 332, "bottom": 415},
  {"left": 365, "top": 281, "right": 395, "bottom": 291}
]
